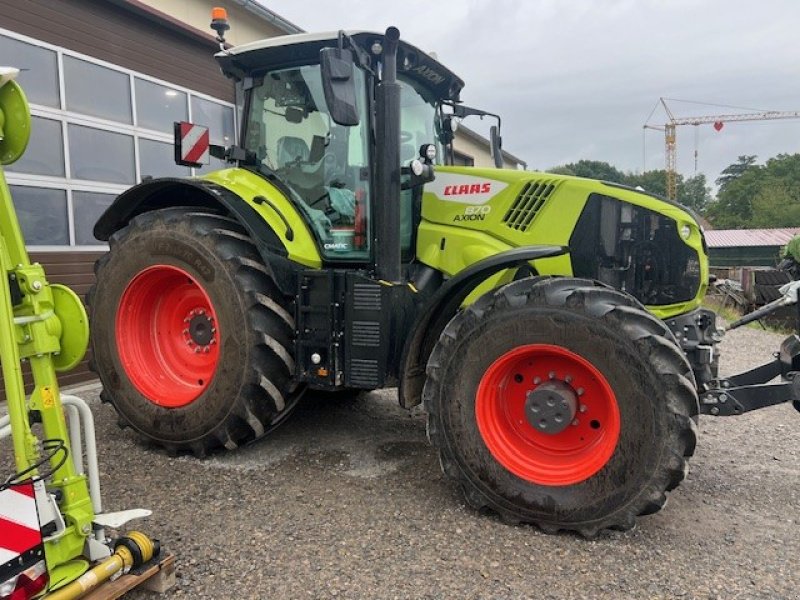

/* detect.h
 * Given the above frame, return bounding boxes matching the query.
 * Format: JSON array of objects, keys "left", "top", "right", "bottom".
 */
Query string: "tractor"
[{"left": 88, "top": 18, "right": 800, "bottom": 536}]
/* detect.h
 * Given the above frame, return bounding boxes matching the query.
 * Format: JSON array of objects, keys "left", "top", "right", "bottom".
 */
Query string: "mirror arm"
[{"left": 336, "top": 30, "right": 376, "bottom": 76}]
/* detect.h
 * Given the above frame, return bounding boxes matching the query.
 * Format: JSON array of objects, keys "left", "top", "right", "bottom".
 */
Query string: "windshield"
[
  {"left": 244, "top": 64, "right": 371, "bottom": 260},
  {"left": 399, "top": 77, "right": 442, "bottom": 163},
  {"left": 398, "top": 77, "right": 441, "bottom": 256}
]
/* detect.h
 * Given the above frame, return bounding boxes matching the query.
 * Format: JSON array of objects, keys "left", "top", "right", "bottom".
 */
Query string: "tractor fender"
[
  {"left": 399, "top": 245, "right": 568, "bottom": 408},
  {"left": 93, "top": 177, "right": 302, "bottom": 296}
]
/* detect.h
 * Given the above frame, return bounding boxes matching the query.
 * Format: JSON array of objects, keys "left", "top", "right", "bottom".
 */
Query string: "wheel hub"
[
  {"left": 186, "top": 310, "right": 215, "bottom": 348},
  {"left": 525, "top": 381, "right": 577, "bottom": 435}
]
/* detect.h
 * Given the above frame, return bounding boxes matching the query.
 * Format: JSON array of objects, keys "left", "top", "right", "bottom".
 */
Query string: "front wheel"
[{"left": 423, "top": 277, "right": 698, "bottom": 536}]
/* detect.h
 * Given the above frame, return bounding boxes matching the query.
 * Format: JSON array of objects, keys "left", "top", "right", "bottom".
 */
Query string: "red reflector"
[{"left": 1, "top": 560, "right": 48, "bottom": 600}]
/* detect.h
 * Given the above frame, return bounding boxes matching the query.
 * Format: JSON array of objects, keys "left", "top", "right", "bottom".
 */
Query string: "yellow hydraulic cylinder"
[{"left": 45, "top": 532, "right": 159, "bottom": 600}]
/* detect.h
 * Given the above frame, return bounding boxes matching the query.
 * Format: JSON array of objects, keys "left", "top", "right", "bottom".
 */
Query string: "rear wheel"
[
  {"left": 424, "top": 277, "right": 698, "bottom": 536},
  {"left": 89, "top": 208, "right": 302, "bottom": 455}
]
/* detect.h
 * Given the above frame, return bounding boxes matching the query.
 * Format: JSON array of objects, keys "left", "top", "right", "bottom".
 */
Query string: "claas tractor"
[
  {"left": 0, "top": 69, "right": 165, "bottom": 599},
  {"left": 88, "top": 19, "right": 800, "bottom": 537}
]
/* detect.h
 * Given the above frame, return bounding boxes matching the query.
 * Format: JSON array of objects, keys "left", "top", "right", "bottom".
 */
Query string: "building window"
[
  {"left": 72, "top": 191, "right": 115, "bottom": 245},
  {"left": 68, "top": 125, "right": 136, "bottom": 184},
  {"left": 1, "top": 28, "right": 237, "bottom": 248},
  {"left": 0, "top": 35, "right": 59, "bottom": 107},
  {"left": 135, "top": 78, "right": 188, "bottom": 133},
  {"left": 453, "top": 150, "right": 475, "bottom": 167},
  {"left": 63, "top": 56, "right": 133, "bottom": 124},
  {"left": 191, "top": 96, "right": 235, "bottom": 145},
  {"left": 6, "top": 116, "right": 65, "bottom": 177},
  {"left": 9, "top": 186, "right": 69, "bottom": 246},
  {"left": 139, "top": 138, "right": 190, "bottom": 179}
]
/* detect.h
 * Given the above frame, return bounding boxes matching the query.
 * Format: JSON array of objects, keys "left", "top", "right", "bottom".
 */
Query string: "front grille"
[{"left": 502, "top": 180, "right": 557, "bottom": 231}]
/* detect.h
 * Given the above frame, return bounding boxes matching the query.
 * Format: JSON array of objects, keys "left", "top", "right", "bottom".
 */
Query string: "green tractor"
[{"left": 89, "top": 22, "right": 800, "bottom": 536}]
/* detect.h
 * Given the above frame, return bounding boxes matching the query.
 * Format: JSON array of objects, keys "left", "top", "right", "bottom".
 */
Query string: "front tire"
[
  {"left": 423, "top": 277, "right": 698, "bottom": 536},
  {"left": 88, "top": 208, "right": 302, "bottom": 455}
]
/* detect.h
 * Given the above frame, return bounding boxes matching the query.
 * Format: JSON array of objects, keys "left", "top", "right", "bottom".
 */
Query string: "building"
[
  {"left": 705, "top": 228, "right": 800, "bottom": 268},
  {"left": 2, "top": 0, "right": 526, "bottom": 387},
  {"left": 452, "top": 124, "right": 527, "bottom": 170}
]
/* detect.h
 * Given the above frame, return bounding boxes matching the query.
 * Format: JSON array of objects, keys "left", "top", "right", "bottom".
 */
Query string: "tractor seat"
[{"left": 276, "top": 136, "right": 310, "bottom": 166}]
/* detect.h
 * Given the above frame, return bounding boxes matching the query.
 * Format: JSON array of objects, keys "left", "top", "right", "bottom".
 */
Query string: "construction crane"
[{"left": 643, "top": 98, "right": 800, "bottom": 201}]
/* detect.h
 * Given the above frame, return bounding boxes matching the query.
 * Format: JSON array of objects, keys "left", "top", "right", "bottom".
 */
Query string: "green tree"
[
  {"left": 680, "top": 174, "right": 712, "bottom": 214},
  {"left": 748, "top": 180, "right": 800, "bottom": 227},
  {"left": 715, "top": 155, "right": 758, "bottom": 191},
  {"left": 624, "top": 169, "right": 670, "bottom": 198},
  {"left": 547, "top": 160, "right": 626, "bottom": 183}
]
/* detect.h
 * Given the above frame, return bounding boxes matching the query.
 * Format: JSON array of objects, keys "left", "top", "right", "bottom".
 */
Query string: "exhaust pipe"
[{"left": 374, "top": 26, "right": 402, "bottom": 282}]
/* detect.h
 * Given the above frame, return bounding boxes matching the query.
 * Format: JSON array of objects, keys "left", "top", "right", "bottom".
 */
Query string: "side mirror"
[
  {"left": 490, "top": 125, "right": 503, "bottom": 169},
  {"left": 320, "top": 48, "right": 360, "bottom": 127}
]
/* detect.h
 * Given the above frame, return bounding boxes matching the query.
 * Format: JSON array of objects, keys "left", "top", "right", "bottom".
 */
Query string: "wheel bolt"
[
  {"left": 194, "top": 348, "right": 201, "bottom": 354},
  {"left": 533, "top": 376, "right": 541, "bottom": 385},
  {"left": 579, "top": 404, "right": 587, "bottom": 413},
  {"left": 576, "top": 387, "right": 585, "bottom": 396},
  {"left": 548, "top": 371, "right": 555, "bottom": 379},
  {"left": 565, "top": 375, "right": 573, "bottom": 383},
  {"left": 572, "top": 419, "right": 579, "bottom": 426}
]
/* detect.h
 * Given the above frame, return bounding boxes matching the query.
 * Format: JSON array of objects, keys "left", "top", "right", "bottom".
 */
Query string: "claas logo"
[{"left": 443, "top": 183, "right": 492, "bottom": 195}]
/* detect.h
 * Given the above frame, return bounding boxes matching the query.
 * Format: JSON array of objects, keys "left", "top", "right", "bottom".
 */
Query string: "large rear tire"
[
  {"left": 88, "top": 208, "right": 302, "bottom": 455},
  {"left": 423, "top": 277, "right": 698, "bottom": 536}
]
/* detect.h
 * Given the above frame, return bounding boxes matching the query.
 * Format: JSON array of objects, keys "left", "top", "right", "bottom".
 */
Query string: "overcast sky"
[{"left": 267, "top": 0, "right": 800, "bottom": 187}]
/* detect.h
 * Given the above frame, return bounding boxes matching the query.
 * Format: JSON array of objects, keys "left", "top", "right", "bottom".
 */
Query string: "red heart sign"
[{"left": 713, "top": 121, "right": 724, "bottom": 131}]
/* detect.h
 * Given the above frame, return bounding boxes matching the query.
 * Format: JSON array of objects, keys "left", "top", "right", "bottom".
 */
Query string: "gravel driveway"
[{"left": 2, "top": 324, "right": 799, "bottom": 599}]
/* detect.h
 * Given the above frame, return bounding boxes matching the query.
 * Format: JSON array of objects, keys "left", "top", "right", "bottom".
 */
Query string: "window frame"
[{"left": 1, "top": 26, "right": 238, "bottom": 250}]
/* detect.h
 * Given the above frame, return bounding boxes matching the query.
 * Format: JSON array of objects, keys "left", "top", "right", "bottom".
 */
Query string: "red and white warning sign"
[
  {"left": 0, "top": 480, "right": 43, "bottom": 566},
  {"left": 173, "top": 121, "right": 210, "bottom": 167}
]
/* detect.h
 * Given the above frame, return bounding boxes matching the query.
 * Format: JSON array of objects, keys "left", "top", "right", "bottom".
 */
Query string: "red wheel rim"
[
  {"left": 115, "top": 265, "right": 220, "bottom": 408},
  {"left": 476, "top": 344, "right": 620, "bottom": 486}
]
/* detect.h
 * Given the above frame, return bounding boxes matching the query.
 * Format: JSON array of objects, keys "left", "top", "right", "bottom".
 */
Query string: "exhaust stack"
[{"left": 374, "top": 26, "right": 402, "bottom": 282}]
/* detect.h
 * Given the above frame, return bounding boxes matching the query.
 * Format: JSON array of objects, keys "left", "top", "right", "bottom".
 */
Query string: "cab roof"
[{"left": 215, "top": 30, "right": 465, "bottom": 102}]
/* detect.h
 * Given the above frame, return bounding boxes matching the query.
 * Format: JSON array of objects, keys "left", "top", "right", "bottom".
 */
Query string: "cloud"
[{"left": 265, "top": 0, "right": 800, "bottom": 180}]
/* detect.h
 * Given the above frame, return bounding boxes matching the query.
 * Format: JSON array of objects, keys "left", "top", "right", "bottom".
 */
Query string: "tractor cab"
[{"left": 212, "top": 31, "right": 490, "bottom": 265}]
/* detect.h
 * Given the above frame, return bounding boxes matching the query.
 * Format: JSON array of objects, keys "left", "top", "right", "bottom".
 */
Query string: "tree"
[
  {"left": 748, "top": 181, "right": 800, "bottom": 227},
  {"left": 715, "top": 155, "right": 758, "bottom": 192},
  {"left": 680, "top": 174, "right": 712, "bottom": 214},
  {"left": 547, "top": 160, "right": 626, "bottom": 183},
  {"left": 624, "top": 170, "right": 670, "bottom": 198}
]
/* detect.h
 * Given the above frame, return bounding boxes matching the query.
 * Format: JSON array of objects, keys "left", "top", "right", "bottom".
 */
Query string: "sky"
[{"left": 266, "top": 0, "right": 800, "bottom": 188}]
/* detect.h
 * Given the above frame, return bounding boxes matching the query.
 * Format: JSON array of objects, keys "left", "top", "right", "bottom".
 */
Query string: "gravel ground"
[{"left": 2, "top": 324, "right": 800, "bottom": 599}]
